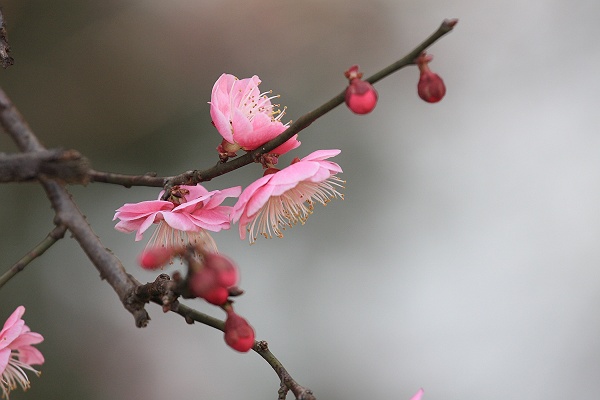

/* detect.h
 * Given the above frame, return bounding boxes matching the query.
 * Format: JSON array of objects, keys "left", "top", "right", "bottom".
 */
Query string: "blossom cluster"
[
  {"left": 114, "top": 73, "right": 344, "bottom": 251},
  {"left": 113, "top": 73, "right": 345, "bottom": 352}
]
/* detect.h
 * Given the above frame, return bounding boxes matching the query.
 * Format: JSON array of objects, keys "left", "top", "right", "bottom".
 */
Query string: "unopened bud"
[
  {"left": 344, "top": 65, "right": 378, "bottom": 114},
  {"left": 188, "top": 267, "right": 219, "bottom": 298},
  {"left": 204, "top": 253, "right": 239, "bottom": 287},
  {"left": 138, "top": 247, "right": 172, "bottom": 269},
  {"left": 416, "top": 53, "right": 446, "bottom": 103},
  {"left": 224, "top": 310, "right": 255, "bottom": 352},
  {"left": 202, "top": 286, "right": 230, "bottom": 305}
]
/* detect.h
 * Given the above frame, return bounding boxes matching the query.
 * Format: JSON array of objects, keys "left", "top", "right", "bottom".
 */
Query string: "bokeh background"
[{"left": 2, "top": 0, "right": 600, "bottom": 399}]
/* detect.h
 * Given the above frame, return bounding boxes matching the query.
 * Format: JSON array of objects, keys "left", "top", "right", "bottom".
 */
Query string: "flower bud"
[
  {"left": 188, "top": 267, "right": 219, "bottom": 298},
  {"left": 204, "top": 253, "right": 239, "bottom": 287},
  {"left": 416, "top": 53, "right": 446, "bottom": 103},
  {"left": 224, "top": 310, "right": 255, "bottom": 352},
  {"left": 344, "top": 65, "right": 378, "bottom": 114},
  {"left": 138, "top": 247, "right": 173, "bottom": 269},
  {"left": 202, "top": 286, "right": 230, "bottom": 305}
]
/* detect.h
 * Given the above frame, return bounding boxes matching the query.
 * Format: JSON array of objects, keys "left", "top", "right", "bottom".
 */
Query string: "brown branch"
[
  {"left": 0, "top": 86, "right": 150, "bottom": 327},
  {"left": 133, "top": 272, "right": 316, "bottom": 399},
  {"left": 172, "top": 302, "right": 316, "bottom": 400},
  {"left": 75, "top": 19, "right": 457, "bottom": 196},
  {"left": 39, "top": 177, "right": 150, "bottom": 327},
  {"left": 0, "top": 224, "right": 67, "bottom": 289},
  {"left": 0, "top": 149, "right": 90, "bottom": 184},
  {"left": 159, "top": 19, "right": 459, "bottom": 198},
  {"left": 0, "top": 8, "right": 14, "bottom": 69},
  {"left": 88, "top": 169, "right": 164, "bottom": 188}
]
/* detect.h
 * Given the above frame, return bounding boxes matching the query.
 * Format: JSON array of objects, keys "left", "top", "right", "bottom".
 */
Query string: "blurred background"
[{"left": 1, "top": 0, "right": 600, "bottom": 399}]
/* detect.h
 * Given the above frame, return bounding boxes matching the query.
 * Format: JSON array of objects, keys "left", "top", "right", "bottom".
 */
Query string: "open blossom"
[
  {"left": 231, "top": 149, "right": 344, "bottom": 243},
  {"left": 114, "top": 185, "right": 241, "bottom": 253},
  {"left": 209, "top": 73, "right": 300, "bottom": 158},
  {"left": 0, "top": 306, "right": 44, "bottom": 398}
]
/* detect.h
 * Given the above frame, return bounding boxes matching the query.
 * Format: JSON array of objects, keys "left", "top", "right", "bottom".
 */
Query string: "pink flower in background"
[
  {"left": 410, "top": 389, "right": 424, "bottom": 400},
  {"left": 231, "top": 149, "right": 344, "bottom": 243},
  {"left": 0, "top": 306, "right": 44, "bottom": 398},
  {"left": 210, "top": 73, "right": 300, "bottom": 158},
  {"left": 114, "top": 185, "right": 241, "bottom": 253}
]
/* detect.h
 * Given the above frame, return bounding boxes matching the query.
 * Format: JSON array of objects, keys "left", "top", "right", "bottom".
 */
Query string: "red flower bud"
[
  {"left": 416, "top": 53, "right": 446, "bottom": 103},
  {"left": 204, "top": 253, "right": 239, "bottom": 287},
  {"left": 138, "top": 247, "right": 172, "bottom": 269},
  {"left": 344, "top": 65, "right": 378, "bottom": 114},
  {"left": 202, "top": 286, "right": 230, "bottom": 305},
  {"left": 188, "top": 267, "right": 219, "bottom": 298},
  {"left": 224, "top": 310, "right": 255, "bottom": 352}
]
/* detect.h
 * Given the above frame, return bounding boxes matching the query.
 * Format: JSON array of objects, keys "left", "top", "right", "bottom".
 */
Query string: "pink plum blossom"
[
  {"left": 231, "top": 149, "right": 344, "bottom": 243},
  {"left": 209, "top": 73, "right": 300, "bottom": 159},
  {"left": 114, "top": 185, "right": 241, "bottom": 253},
  {"left": 0, "top": 306, "right": 44, "bottom": 398},
  {"left": 410, "top": 389, "right": 424, "bottom": 400}
]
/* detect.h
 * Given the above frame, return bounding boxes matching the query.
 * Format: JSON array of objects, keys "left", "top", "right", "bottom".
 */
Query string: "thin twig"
[
  {"left": 0, "top": 224, "right": 67, "bottom": 289},
  {"left": 172, "top": 302, "right": 316, "bottom": 399},
  {"left": 88, "top": 169, "right": 164, "bottom": 188}
]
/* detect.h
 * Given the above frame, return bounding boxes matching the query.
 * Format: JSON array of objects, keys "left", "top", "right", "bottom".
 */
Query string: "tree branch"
[
  {"left": 0, "top": 86, "right": 150, "bottom": 327},
  {"left": 173, "top": 302, "right": 316, "bottom": 400},
  {"left": 0, "top": 149, "right": 90, "bottom": 183},
  {"left": 87, "top": 169, "right": 164, "bottom": 188},
  {"left": 0, "top": 224, "right": 67, "bottom": 289},
  {"left": 159, "top": 18, "right": 458, "bottom": 197}
]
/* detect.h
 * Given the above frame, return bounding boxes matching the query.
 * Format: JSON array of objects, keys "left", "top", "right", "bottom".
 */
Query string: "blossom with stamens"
[
  {"left": 209, "top": 73, "right": 300, "bottom": 159},
  {"left": 0, "top": 306, "right": 44, "bottom": 398},
  {"left": 114, "top": 185, "right": 241, "bottom": 254},
  {"left": 231, "top": 149, "right": 344, "bottom": 243}
]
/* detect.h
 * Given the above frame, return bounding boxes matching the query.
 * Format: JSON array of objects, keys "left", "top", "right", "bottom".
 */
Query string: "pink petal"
[
  {"left": 0, "top": 348, "right": 9, "bottom": 371},
  {"left": 245, "top": 183, "right": 278, "bottom": 217},
  {"left": 231, "top": 175, "right": 273, "bottom": 222},
  {"left": 17, "top": 346, "right": 44, "bottom": 366},
  {"left": 0, "top": 319, "right": 25, "bottom": 350},
  {"left": 301, "top": 149, "right": 341, "bottom": 162},
  {"left": 10, "top": 331, "right": 44, "bottom": 348},
  {"left": 231, "top": 108, "right": 254, "bottom": 145},
  {"left": 271, "top": 134, "right": 301, "bottom": 156},
  {"left": 410, "top": 388, "right": 424, "bottom": 400},
  {"left": 114, "top": 200, "right": 172, "bottom": 218},
  {"left": 202, "top": 186, "right": 242, "bottom": 209},
  {"left": 162, "top": 212, "right": 199, "bottom": 232},
  {"left": 188, "top": 210, "right": 232, "bottom": 231},
  {"left": 266, "top": 161, "right": 322, "bottom": 195},
  {"left": 1, "top": 306, "right": 25, "bottom": 333},
  {"left": 135, "top": 213, "right": 163, "bottom": 241},
  {"left": 182, "top": 185, "right": 210, "bottom": 201},
  {"left": 211, "top": 107, "right": 234, "bottom": 142}
]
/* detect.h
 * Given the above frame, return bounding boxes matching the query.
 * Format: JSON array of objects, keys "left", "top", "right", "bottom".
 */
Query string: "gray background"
[{"left": 1, "top": 0, "right": 599, "bottom": 399}]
